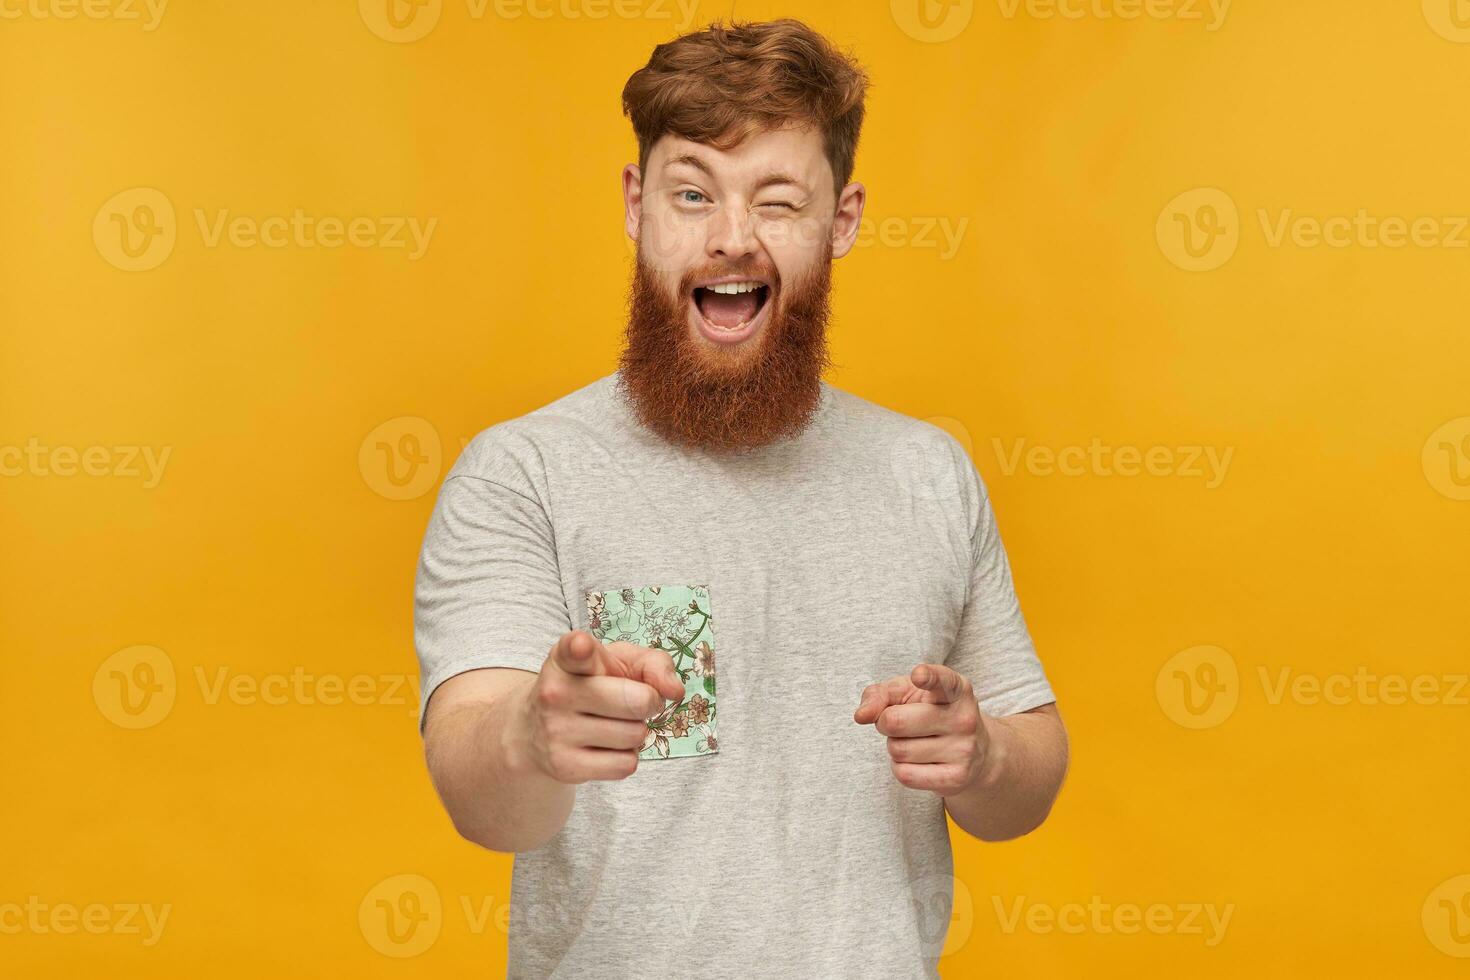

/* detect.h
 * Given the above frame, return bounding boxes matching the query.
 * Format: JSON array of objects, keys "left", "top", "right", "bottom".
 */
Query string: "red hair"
[{"left": 621, "top": 18, "right": 870, "bottom": 197}]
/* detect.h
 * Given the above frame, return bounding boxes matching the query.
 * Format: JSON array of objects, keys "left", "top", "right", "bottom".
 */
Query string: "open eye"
[{"left": 677, "top": 190, "right": 709, "bottom": 205}]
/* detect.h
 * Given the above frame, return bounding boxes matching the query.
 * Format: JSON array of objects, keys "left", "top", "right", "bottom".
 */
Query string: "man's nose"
[{"left": 704, "top": 201, "right": 758, "bottom": 260}]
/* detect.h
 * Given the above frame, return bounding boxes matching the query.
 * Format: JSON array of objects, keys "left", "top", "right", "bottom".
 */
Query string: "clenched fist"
[
  {"left": 853, "top": 663, "right": 991, "bottom": 796},
  {"left": 507, "top": 629, "right": 686, "bottom": 785}
]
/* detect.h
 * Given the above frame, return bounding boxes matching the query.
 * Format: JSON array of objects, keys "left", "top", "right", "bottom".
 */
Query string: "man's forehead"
[{"left": 649, "top": 127, "right": 828, "bottom": 187}]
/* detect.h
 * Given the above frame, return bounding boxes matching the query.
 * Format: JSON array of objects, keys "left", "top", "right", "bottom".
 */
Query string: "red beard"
[{"left": 616, "top": 239, "right": 835, "bottom": 454}]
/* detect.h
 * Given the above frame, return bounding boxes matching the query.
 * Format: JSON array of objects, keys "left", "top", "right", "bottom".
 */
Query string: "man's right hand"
[{"left": 506, "top": 630, "right": 686, "bottom": 785}]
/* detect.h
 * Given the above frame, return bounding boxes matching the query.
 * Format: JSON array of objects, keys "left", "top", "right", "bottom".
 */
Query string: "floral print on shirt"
[{"left": 584, "top": 584, "right": 719, "bottom": 760}]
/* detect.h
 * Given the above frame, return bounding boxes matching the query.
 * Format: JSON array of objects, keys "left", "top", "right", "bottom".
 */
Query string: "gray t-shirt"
[{"left": 414, "top": 371, "right": 1055, "bottom": 979}]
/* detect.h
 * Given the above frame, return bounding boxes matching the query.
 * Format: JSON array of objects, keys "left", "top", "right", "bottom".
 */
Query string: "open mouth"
[{"left": 691, "top": 280, "right": 771, "bottom": 343}]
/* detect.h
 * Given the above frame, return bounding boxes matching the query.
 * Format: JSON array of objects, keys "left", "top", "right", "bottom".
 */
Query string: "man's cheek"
[
  {"left": 639, "top": 216, "right": 701, "bottom": 276},
  {"left": 757, "top": 213, "right": 825, "bottom": 253}
]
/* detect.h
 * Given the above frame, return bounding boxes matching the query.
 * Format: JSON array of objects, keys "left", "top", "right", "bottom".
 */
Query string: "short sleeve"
[
  {"left": 412, "top": 442, "right": 572, "bottom": 731},
  {"left": 942, "top": 446, "right": 1056, "bottom": 718}
]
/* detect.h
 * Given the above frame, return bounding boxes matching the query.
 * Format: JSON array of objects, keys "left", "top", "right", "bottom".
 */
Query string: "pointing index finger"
[
  {"left": 620, "top": 644, "right": 687, "bottom": 702},
  {"left": 550, "top": 630, "right": 608, "bottom": 677},
  {"left": 911, "top": 663, "right": 967, "bottom": 704}
]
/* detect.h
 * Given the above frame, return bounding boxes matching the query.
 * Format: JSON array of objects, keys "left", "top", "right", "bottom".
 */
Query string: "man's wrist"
[
  {"left": 969, "top": 712, "right": 1011, "bottom": 794},
  {"left": 496, "top": 684, "right": 538, "bottom": 779}
]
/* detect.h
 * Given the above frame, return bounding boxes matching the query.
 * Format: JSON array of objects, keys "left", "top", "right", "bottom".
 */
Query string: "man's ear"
[
  {"left": 830, "top": 181, "right": 866, "bottom": 259},
  {"left": 622, "top": 164, "right": 643, "bottom": 242}
]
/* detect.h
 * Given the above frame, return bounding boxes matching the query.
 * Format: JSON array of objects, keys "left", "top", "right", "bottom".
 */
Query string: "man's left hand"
[{"left": 853, "top": 663, "right": 991, "bottom": 796}]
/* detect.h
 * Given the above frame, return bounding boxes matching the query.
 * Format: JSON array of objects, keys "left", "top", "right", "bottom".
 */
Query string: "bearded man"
[{"left": 414, "top": 18, "right": 1068, "bottom": 979}]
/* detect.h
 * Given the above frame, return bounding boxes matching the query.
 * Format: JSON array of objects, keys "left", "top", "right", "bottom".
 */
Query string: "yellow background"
[{"left": 4, "top": 0, "right": 1469, "bottom": 976}]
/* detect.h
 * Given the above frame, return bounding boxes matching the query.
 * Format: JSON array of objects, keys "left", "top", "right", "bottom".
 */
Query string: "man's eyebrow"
[
  {"left": 664, "top": 154, "right": 714, "bottom": 177},
  {"left": 663, "top": 154, "right": 810, "bottom": 192},
  {"left": 751, "top": 170, "right": 808, "bottom": 192}
]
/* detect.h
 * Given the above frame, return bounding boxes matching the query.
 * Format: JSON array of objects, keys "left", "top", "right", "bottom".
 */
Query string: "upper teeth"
[{"left": 705, "top": 281, "right": 762, "bottom": 294}]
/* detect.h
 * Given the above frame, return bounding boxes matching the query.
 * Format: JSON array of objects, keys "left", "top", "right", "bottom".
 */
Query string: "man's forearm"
[
  {"left": 423, "top": 681, "right": 575, "bottom": 853},
  {"left": 942, "top": 704, "right": 1068, "bottom": 842}
]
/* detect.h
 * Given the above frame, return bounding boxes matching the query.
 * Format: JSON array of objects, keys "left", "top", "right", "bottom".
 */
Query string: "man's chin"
[
  {"left": 691, "top": 313, "right": 764, "bottom": 349},
  {"left": 686, "top": 315, "right": 767, "bottom": 376}
]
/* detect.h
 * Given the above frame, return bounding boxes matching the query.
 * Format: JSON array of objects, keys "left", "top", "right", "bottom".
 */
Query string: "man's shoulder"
[
  {"left": 826, "top": 381, "right": 971, "bottom": 458},
  {"left": 510, "top": 372, "right": 618, "bottom": 427},
  {"left": 826, "top": 380, "right": 987, "bottom": 517},
  {"left": 448, "top": 373, "right": 618, "bottom": 488}
]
